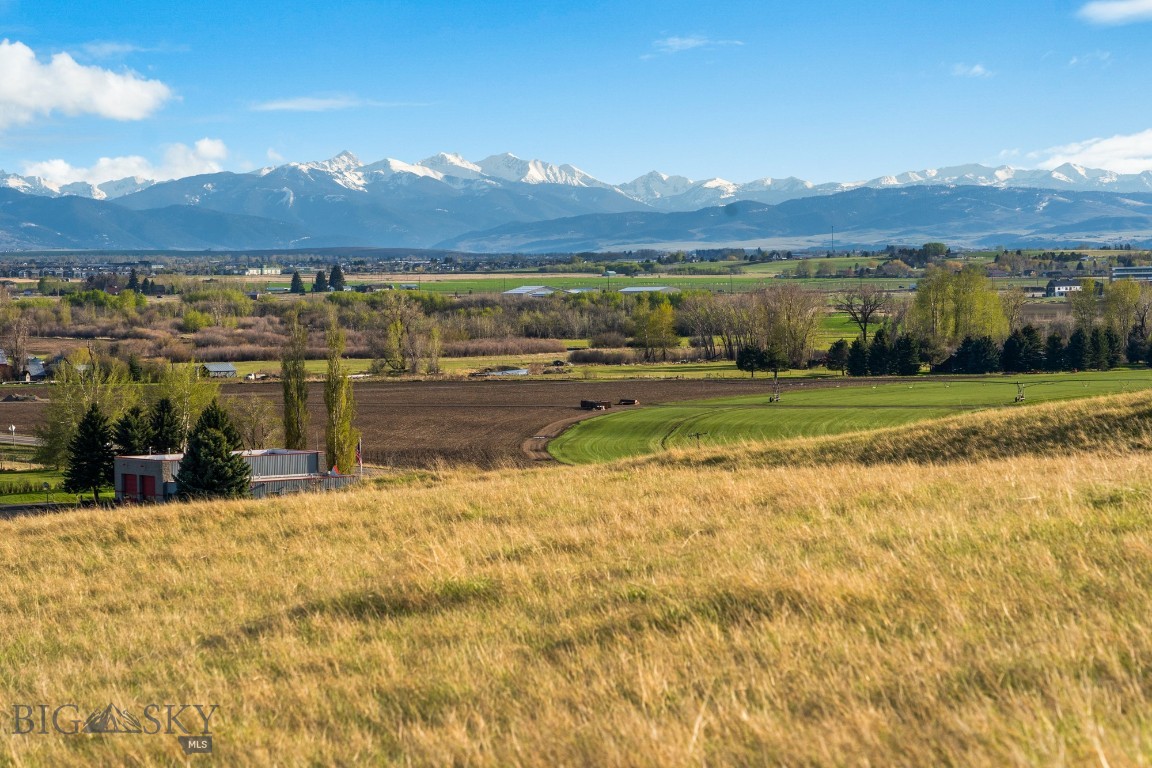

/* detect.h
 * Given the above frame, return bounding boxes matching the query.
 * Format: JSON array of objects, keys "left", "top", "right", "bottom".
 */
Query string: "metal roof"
[{"left": 502, "top": 285, "right": 556, "bottom": 295}]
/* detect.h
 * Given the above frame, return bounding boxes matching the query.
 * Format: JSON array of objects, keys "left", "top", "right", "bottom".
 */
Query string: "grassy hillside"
[{"left": 4, "top": 393, "right": 1152, "bottom": 764}]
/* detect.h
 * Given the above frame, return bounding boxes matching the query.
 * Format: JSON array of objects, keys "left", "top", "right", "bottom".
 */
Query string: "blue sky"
[{"left": 2, "top": 0, "right": 1152, "bottom": 186}]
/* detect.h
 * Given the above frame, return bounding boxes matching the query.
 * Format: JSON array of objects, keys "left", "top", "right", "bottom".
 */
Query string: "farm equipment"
[
  {"left": 618, "top": 398, "right": 639, "bottom": 405},
  {"left": 580, "top": 400, "right": 613, "bottom": 410}
]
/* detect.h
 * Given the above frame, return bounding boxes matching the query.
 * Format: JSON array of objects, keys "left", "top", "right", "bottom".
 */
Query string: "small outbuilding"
[{"left": 201, "top": 362, "right": 238, "bottom": 378}]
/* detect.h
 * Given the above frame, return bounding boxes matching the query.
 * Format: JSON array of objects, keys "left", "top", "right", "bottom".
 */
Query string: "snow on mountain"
[
  {"left": 7, "top": 150, "right": 1152, "bottom": 218},
  {"left": 97, "top": 176, "right": 156, "bottom": 199},
  {"left": 475, "top": 152, "right": 611, "bottom": 187},
  {"left": 619, "top": 171, "right": 696, "bottom": 201},
  {"left": 60, "top": 181, "right": 104, "bottom": 199},
  {"left": 280, "top": 151, "right": 366, "bottom": 191},
  {"left": 0, "top": 173, "right": 59, "bottom": 197},
  {"left": 417, "top": 152, "right": 485, "bottom": 179},
  {"left": 362, "top": 157, "right": 444, "bottom": 181}
]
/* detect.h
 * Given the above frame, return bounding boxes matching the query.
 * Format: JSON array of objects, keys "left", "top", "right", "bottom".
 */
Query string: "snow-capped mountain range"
[
  {"left": 6, "top": 150, "right": 1152, "bottom": 210},
  {"left": 3, "top": 150, "right": 1152, "bottom": 252}
]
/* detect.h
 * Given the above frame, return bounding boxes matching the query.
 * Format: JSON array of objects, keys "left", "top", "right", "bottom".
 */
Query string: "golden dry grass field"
[{"left": 3, "top": 393, "right": 1152, "bottom": 764}]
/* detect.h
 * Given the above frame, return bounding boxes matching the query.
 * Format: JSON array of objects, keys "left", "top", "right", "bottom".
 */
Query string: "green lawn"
[
  {"left": 549, "top": 369, "right": 1152, "bottom": 463},
  {"left": 0, "top": 467, "right": 97, "bottom": 505}
]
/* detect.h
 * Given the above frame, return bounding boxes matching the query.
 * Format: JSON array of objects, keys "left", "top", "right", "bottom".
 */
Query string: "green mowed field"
[{"left": 549, "top": 369, "right": 1152, "bottom": 463}]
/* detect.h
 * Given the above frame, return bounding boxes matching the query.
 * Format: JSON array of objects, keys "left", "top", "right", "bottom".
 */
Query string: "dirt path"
[{"left": 521, "top": 410, "right": 614, "bottom": 462}]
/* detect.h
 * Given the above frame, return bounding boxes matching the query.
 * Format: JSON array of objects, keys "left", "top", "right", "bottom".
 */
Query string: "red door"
[
  {"left": 141, "top": 475, "right": 156, "bottom": 500},
  {"left": 123, "top": 474, "right": 138, "bottom": 497}
]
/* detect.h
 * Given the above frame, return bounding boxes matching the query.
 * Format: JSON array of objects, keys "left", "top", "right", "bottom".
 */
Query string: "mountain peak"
[{"left": 325, "top": 150, "right": 362, "bottom": 170}]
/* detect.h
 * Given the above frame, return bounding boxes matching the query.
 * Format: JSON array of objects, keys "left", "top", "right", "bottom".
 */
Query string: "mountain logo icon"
[{"left": 82, "top": 704, "right": 143, "bottom": 734}]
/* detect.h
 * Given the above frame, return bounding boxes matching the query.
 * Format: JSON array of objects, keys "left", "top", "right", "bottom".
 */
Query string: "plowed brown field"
[{"left": 0, "top": 377, "right": 800, "bottom": 469}]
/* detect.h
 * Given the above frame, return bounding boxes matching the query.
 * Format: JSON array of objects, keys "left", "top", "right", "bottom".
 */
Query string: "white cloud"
[
  {"left": 253, "top": 95, "right": 367, "bottom": 112},
  {"left": 266, "top": 148, "right": 284, "bottom": 163},
  {"left": 22, "top": 138, "right": 229, "bottom": 186},
  {"left": 1078, "top": 0, "right": 1152, "bottom": 24},
  {"left": 1068, "top": 50, "right": 1112, "bottom": 66},
  {"left": 646, "top": 35, "right": 744, "bottom": 57},
  {"left": 0, "top": 39, "right": 171, "bottom": 129},
  {"left": 951, "top": 63, "right": 992, "bottom": 78},
  {"left": 1034, "top": 129, "right": 1152, "bottom": 173},
  {"left": 250, "top": 94, "right": 427, "bottom": 112}
]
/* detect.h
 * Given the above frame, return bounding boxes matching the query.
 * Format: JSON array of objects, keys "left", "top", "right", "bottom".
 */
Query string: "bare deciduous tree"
[{"left": 837, "top": 285, "right": 890, "bottom": 343}]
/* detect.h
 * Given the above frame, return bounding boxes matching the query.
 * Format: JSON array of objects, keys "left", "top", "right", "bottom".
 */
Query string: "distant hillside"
[
  {"left": 437, "top": 186, "right": 1152, "bottom": 252},
  {"left": 0, "top": 188, "right": 307, "bottom": 250},
  {"left": 3, "top": 181, "right": 1152, "bottom": 252}
]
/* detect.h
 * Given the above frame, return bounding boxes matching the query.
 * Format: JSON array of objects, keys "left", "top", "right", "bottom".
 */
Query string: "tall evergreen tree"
[
  {"left": 289, "top": 270, "right": 306, "bottom": 294},
  {"left": 1127, "top": 330, "right": 1147, "bottom": 367},
  {"left": 892, "top": 335, "right": 921, "bottom": 376},
  {"left": 1066, "top": 328, "right": 1090, "bottom": 370},
  {"left": 175, "top": 427, "right": 251, "bottom": 500},
  {"left": 736, "top": 345, "right": 768, "bottom": 378},
  {"left": 867, "top": 327, "right": 892, "bottom": 376},
  {"left": 825, "top": 339, "right": 849, "bottom": 374},
  {"left": 149, "top": 398, "right": 185, "bottom": 453},
  {"left": 324, "top": 316, "right": 359, "bottom": 472},
  {"left": 63, "top": 404, "right": 115, "bottom": 503},
  {"left": 282, "top": 313, "right": 310, "bottom": 450},
  {"left": 192, "top": 399, "right": 243, "bottom": 452},
  {"left": 113, "top": 405, "right": 152, "bottom": 455},
  {"left": 1019, "top": 325, "right": 1045, "bottom": 371},
  {"left": 1044, "top": 333, "right": 1066, "bottom": 372},
  {"left": 1104, "top": 327, "right": 1123, "bottom": 368},
  {"left": 328, "top": 263, "right": 346, "bottom": 292},
  {"left": 125, "top": 268, "right": 140, "bottom": 292},
  {"left": 1089, "top": 327, "right": 1109, "bottom": 370},
  {"left": 1000, "top": 329, "right": 1025, "bottom": 373},
  {"left": 312, "top": 270, "right": 328, "bottom": 293},
  {"left": 846, "top": 336, "right": 869, "bottom": 376}
]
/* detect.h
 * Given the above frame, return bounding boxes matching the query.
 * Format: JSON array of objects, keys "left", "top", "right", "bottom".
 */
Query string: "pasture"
[{"left": 549, "top": 369, "right": 1152, "bottom": 463}]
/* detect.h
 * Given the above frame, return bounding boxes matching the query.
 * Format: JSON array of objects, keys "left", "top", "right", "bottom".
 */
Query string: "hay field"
[{"left": 2, "top": 392, "right": 1152, "bottom": 764}]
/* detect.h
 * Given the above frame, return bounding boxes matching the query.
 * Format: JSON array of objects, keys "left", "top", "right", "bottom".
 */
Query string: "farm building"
[
  {"left": 503, "top": 285, "right": 558, "bottom": 297},
  {"left": 115, "top": 449, "right": 356, "bottom": 503},
  {"left": 201, "top": 362, "right": 237, "bottom": 378},
  {"left": 619, "top": 286, "right": 677, "bottom": 294}
]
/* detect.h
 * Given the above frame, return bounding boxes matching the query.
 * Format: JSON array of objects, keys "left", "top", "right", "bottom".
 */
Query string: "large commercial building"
[
  {"left": 115, "top": 449, "right": 356, "bottom": 503},
  {"left": 1111, "top": 266, "right": 1152, "bottom": 282}
]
